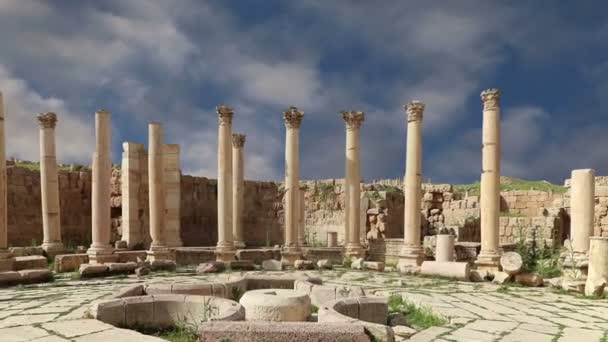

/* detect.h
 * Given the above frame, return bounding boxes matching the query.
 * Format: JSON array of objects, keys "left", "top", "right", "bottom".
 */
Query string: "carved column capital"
[
  {"left": 404, "top": 101, "right": 425, "bottom": 122},
  {"left": 341, "top": 110, "right": 365, "bottom": 130},
  {"left": 283, "top": 106, "right": 304, "bottom": 129},
  {"left": 232, "top": 133, "right": 246, "bottom": 148},
  {"left": 481, "top": 88, "right": 501, "bottom": 110},
  {"left": 217, "top": 104, "right": 234, "bottom": 126},
  {"left": 37, "top": 112, "right": 58, "bottom": 129}
]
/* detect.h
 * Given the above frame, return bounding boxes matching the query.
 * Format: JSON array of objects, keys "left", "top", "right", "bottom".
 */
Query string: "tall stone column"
[
  {"left": 147, "top": 123, "right": 169, "bottom": 261},
  {"left": 216, "top": 105, "right": 235, "bottom": 262},
  {"left": 571, "top": 169, "right": 595, "bottom": 254},
  {"left": 297, "top": 185, "right": 306, "bottom": 247},
  {"left": 163, "top": 144, "right": 182, "bottom": 247},
  {"left": 399, "top": 101, "right": 425, "bottom": 270},
  {"left": 476, "top": 88, "right": 502, "bottom": 271},
  {"left": 342, "top": 110, "right": 365, "bottom": 259},
  {"left": 0, "top": 93, "right": 12, "bottom": 269},
  {"left": 120, "top": 142, "right": 144, "bottom": 248},
  {"left": 232, "top": 133, "right": 246, "bottom": 249},
  {"left": 87, "top": 110, "right": 114, "bottom": 263},
  {"left": 281, "top": 106, "right": 303, "bottom": 265},
  {"left": 38, "top": 112, "right": 64, "bottom": 256}
]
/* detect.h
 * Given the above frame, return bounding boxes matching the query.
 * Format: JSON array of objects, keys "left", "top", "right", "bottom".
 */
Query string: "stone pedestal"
[
  {"left": 216, "top": 105, "right": 236, "bottom": 262},
  {"left": 585, "top": 237, "right": 608, "bottom": 296},
  {"left": 435, "top": 234, "right": 455, "bottom": 262},
  {"left": 281, "top": 107, "right": 303, "bottom": 265},
  {"left": 571, "top": 169, "right": 595, "bottom": 254},
  {"left": 327, "top": 232, "right": 338, "bottom": 248},
  {"left": 232, "top": 133, "right": 246, "bottom": 249},
  {"left": 342, "top": 111, "right": 365, "bottom": 259},
  {"left": 37, "top": 112, "right": 64, "bottom": 256},
  {"left": 476, "top": 89, "right": 502, "bottom": 272},
  {"left": 87, "top": 110, "right": 114, "bottom": 263},
  {"left": 147, "top": 123, "right": 169, "bottom": 262},
  {"left": 399, "top": 101, "right": 425, "bottom": 269}
]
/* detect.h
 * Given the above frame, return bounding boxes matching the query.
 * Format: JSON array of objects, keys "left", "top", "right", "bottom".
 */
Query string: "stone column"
[
  {"left": 342, "top": 110, "right": 365, "bottom": 259},
  {"left": 281, "top": 106, "right": 303, "bottom": 265},
  {"left": 399, "top": 101, "right": 425, "bottom": 270},
  {"left": 0, "top": 93, "right": 12, "bottom": 270},
  {"left": 120, "top": 142, "right": 144, "bottom": 248},
  {"left": 87, "top": 110, "right": 114, "bottom": 263},
  {"left": 585, "top": 237, "right": 608, "bottom": 296},
  {"left": 297, "top": 186, "right": 306, "bottom": 247},
  {"left": 216, "top": 105, "right": 235, "bottom": 262},
  {"left": 164, "top": 144, "right": 182, "bottom": 247},
  {"left": 476, "top": 88, "right": 502, "bottom": 271},
  {"left": 571, "top": 169, "right": 595, "bottom": 253},
  {"left": 38, "top": 112, "right": 64, "bottom": 256},
  {"left": 232, "top": 133, "right": 246, "bottom": 249},
  {"left": 147, "top": 123, "right": 169, "bottom": 261}
]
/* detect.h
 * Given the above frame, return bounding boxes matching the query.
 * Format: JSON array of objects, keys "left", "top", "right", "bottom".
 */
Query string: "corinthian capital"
[
  {"left": 481, "top": 88, "right": 501, "bottom": 110},
  {"left": 37, "top": 112, "right": 58, "bottom": 129},
  {"left": 217, "top": 104, "right": 234, "bottom": 126},
  {"left": 232, "top": 133, "right": 246, "bottom": 148},
  {"left": 283, "top": 106, "right": 304, "bottom": 129},
  {"left": 404, "top": 101, "right": 425, "bottom": 122},
  {"left": 341, "top": 110, "right": 365, "bottom": 130}
]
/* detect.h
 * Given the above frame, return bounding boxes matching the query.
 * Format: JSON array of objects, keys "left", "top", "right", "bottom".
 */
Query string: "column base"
[
  {"left": 475, "top": 250, "right": 501, "bottom": 273},
  {"left": 398, "top": 245, "right": 424, "bottom": 273},
  {"left": 215, "top": 244, "right": 236, "bottom": 262},
  {"left": 280, "top": 248, "right": 302, "bottom": 266},
  {"left": 87, "top": 244, "right": 115, "bottom": 264},
  {"left": 147, "top": 246, "right": 170, "bottom": 262},
  {"left": 42, "top": 242, "right": 65, "bottom": 258},
  {"left": 233, "top": 241, "right": 246, "bottom": 249},
  {"left": 344, "top": 243, "right": 366, "bottom": 260}
]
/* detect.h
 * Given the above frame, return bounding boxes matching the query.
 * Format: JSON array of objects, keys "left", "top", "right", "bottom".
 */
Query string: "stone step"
[{"left": 14, "top": 255, "right": 48, "bottom": 270}]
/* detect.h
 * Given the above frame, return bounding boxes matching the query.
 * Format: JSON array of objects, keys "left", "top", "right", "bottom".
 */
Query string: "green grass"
[
  {"left": 13, "top": 160, "right": 90, "bottom": 172},
  {"left": 131, "top": 325, "right": 197, "bottom": 342},
  {"left": 373, "top": 184, "right": 402, "bottom": 193},
  {"left": 388, "top": 294, "right": 447, "bottom": 330},
  {"left": 453, "top": 177, "right": 567, "bottom": 197}
]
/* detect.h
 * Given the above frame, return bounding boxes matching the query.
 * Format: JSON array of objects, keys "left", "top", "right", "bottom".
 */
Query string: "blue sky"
[{"left": 1, "top": 1, "right": 607, "bottom": 184}]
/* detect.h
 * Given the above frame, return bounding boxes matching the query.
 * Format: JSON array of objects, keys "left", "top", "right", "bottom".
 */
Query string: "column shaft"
[
  {"left": 216, "top": 105, "right": 235, "bottom": 261},
  {"left": 571, "top": 169, "right": 595, "bottom": 253},
  {"left": 343, "top": 111, "right": 365, "bottom": 258},
  {"left": 477, "top": 88, "right": 502, "bottom": 269},
  {"left": 148, "top": 123, "right": 166, "bottom": 254},
  {"left": 297, "top": 186, "right": 306, "bottom": 247},
  {"left": 232, "top": 134, "right": 245, "bottom": 249},
  {"left": 0, "top": 93, "right": 7, "bottom": 256},
  {"left": 120, "top": 142, "right": 143, "bottom": 248},
  {"left": 163, "top": 144, "right": 182, "bottom": 247},
  {"left": 38, "top": 113, "right": 63, "bottom": 255}
]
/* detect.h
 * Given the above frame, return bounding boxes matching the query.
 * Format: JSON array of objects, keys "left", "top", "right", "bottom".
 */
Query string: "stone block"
[
  {"left": 14, "top": 255, "right": 47, "bottom": 270},
  {"left": 116, "top": 250, "right": 147, "bottom": 263},
  {"left": 229, "top": 260, "right": 255, "bottom": 270},
  {"left": 79, "top": 264, "right": 109, "bottom": 278},
  {"left": 358, "top": 297, "right": 388, "bottom": 324},
  {"left": 135, "top": 267, "right": 150, "bottom": 277},
  {"left": 124, "top": 296, "right": 154, "bottom": 326},
  {"left": 515, "top": 273, "right": 544, "bottom": 287},
  {"left": 0, "top": 271, "right": 22, "bottom": 286},
  {"left": 0, "top": 257, "right": 15, "bottom": 272},
  {"left": 294, "top": 260, "right": 314, "bottom": 270},
  {"left": 262, "top": 259, "right": 283, "bottom": 271},
  {"left": 150, "top": 260, "right": 177, "bottom": 271},
  {"left": 363, "top": 261, "right": 385, "bottom": 272},
  {"left": 236, "top": 249, "right": 275, "bottom": 264},
  {"left": 18, "top": 269, "right": 52, "bottom": 283},
  {"left": 91, "top": 300, "right": 126, "bottom": 326},
  {"left": 351, "top": 257, "right": 364, "bottom": 270},
  {"left": 316, "top": 259, "right": 332, "bottom": 270},
  {"left": 107, "top": 262, "right": 138, "bottom": 274},
  {"left": 196, "top": 261, "right": 225, "bottom": 274},
  {"left": 171, "top": 247, "right": 216, "bottom": 266},
  {"left": 492, "top": 271, "right": 512, "bottom": 284},
  {"left": 420, "top": 261, "right": 470, "bottom": 281},
  {"left": 310, "top": 285, "right": 336, "bottom": 306},
  {"left": 55, "top": 253, "right": 90, "bottom": 272}
]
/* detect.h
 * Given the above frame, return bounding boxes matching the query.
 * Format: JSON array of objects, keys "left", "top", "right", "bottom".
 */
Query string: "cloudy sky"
[{"left": 0, "top": 1, "right": 607, "bottom": 184}]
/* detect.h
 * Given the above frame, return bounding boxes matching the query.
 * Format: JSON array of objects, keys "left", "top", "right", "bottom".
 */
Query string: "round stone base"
[{"left": 239, "top": 289, "right": 311, "bottom": 321}]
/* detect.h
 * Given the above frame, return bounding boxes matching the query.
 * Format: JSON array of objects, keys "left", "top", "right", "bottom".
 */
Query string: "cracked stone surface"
[{"left": 0, "top": 268, "right": 606, "bottom": 341}]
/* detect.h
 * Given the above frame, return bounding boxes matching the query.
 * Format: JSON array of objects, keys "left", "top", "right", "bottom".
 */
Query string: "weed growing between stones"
[
  {"left": 387, "top": 294, "right": 447, "bottom": 330},
  {"left": 131, "top": 324, "right": 197, "bottom": 342},
  {"left": 515, "top": 225, "right": 561, "bottom": 278}
]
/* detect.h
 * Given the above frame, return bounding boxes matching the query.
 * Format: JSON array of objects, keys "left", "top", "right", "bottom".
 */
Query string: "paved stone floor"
[{"left": 0, "top": 268, "right": 607, "bottom": 341}]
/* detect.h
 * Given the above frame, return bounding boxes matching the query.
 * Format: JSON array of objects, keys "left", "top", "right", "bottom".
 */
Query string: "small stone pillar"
[
  {"left": 147, "top": 123, "right": 169, "bottom": 261},
  {"left": 342, "top": 110, "right": 365, "bottom": 259},
  {"left": 476, "top": 88, "right": 502, "bottom": 271},
  {"left": 120, "top": 142, "right": 144, "bottom": 248},
  {"left": 164, "top": 144, "right": 182, "bottom": 247},
  {"left": 298, "top": 186, "right": 306, "bottom": 247},
  {"left": 571, "top": 169, "right": 595, "bottom": 253},
  {"left": 0, "top": 93, "right": 12, "bottom": 268},
  {"left": 232, "top": 133, "right": 246, "bottom": 249},
  {"left": 585, "top": 237, "right": 608, "bottom": 296},
  {"left": 87, "top": 110, "right": 114, "bottom": 263},
  {"left": 37, "top": 112, "right": 64, "bottom": 256},
  {"left": 399, "top": 101, "right": 425, "bottom": 269},
  {"left": 435, "top": 234, "right": 455, "bottom": 262},
  {"left": 327, "top": 232, "right": 338, "bottom": 248},
  {"left": 281, "top": 106, "right": 304, "bottom": 265},
  {"left": 216, "top": 105, "right": 235, "bottom": 262}
]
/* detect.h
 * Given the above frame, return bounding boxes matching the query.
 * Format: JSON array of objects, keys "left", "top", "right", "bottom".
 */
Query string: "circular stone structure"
[{"left": 239, "top": 289, "right": 311, "bottom": 321}]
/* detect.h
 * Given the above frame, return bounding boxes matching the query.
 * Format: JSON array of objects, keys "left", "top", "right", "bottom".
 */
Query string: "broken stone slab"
[
  {"left": 420, "top": 261, "right": 470, "bottom": 281},
  {"left": 79, "top": 264, "right": 110, "bottom": 278},
  {"left": 562, "top": 279, "right": 586, "bottom": 293},
  {"left": 317, "top": 259, "right": 332, "bottom": 270},
  {"left": 229, "top": 260, "right": 255, "bottom": 271},
  {"left": 262, "top": 259, "right": 283, "bottom": 271},
  {"left": 107, "top": 262, "right": 138, "bottom": 274},
  {"left": 392, "top": 325, "right": 417, "bottom": 338},
  {"left": 14, "top": 255, "right": 48, "bottom": 270},
  {"left": 363, "top": 261, "right": 385, "bottom": 272},
  {"left": 196, "top": 261, "right": 225, "bottom": 274},
  {"left": 500, "top": 252, "right": 523, "bottom": 275},
  {"left": 515, "top": 273, "right": 544, "bottom": 287},
  {"left": 351, "top": 257, "right": 364, "bottom": 270},
  {"left": 492, "top": 271, "right": 512, "bottom": 285},
  {"left": 135, "top": 267, "right": 150, "bottom": 277},
  {"left": 54, "top": 254, "right": 89, "bottom": 273},
  {"left": 150, "top": 260, "right": 177, "bottom": 272},
  {"left": 18, "top": 269, "right": 53, "bottom": 284},
  {"left": 294, "top": 260, "right": 314, "bottom": 270},
  {"left": 545, "top": 277, "right": 562, "bottom": 288}
]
